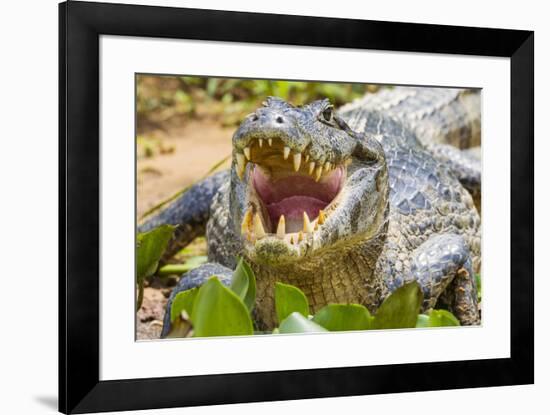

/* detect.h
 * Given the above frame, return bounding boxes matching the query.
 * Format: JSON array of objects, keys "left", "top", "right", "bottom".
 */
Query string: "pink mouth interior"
[{"left": 253, "top": 167, "right": 343, "bottom": 232}]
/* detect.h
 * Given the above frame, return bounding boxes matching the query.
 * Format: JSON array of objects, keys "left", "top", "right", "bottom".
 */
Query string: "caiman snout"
[
  {"left": 233, "top": 108, "right": 308, "bottom": 156},
  {"left": 250, "top": 108, "right": 286, "bottom": 125}
]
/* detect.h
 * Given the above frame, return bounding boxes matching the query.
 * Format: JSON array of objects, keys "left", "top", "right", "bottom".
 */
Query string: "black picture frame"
[{"left": 59, "top": 1, "right": 534, "bottom": 413}]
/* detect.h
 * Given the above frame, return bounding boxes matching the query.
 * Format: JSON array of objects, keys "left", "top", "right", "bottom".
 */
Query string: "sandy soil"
[
  {"left": 136, "top": 287, "right": 169, "bottom": 340},
  {"left": 136, "top": 117, "right": 233, "bottom": 340},
  {"left": 137, "top": 118, "right": 233, "bottom": 218}
]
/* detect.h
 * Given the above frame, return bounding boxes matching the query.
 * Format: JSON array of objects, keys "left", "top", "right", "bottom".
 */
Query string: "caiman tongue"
[{"left": 253, "top": 166, "right": 343, "bottom": 233}]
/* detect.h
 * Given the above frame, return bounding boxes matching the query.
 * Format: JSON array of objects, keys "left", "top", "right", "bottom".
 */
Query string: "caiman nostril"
[
  {"left": 276, "top": 116, "right": 284, "bottom": 124},
  {"left": 252, "top": 114, "right": 259, "bottom": 121}
]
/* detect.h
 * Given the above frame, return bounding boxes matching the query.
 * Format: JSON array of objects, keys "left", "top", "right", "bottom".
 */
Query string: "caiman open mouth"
[{"left": 236, "top": 136, "right": 346, "bottom": 245}]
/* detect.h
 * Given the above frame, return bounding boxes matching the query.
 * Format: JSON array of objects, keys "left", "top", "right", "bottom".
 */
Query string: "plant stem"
[{"left": 136, "top": 279, "right": 144, "bottom": 311}]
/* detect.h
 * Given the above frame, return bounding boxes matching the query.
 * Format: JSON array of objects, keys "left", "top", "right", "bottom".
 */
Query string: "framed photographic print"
[{"left": 59, "top": 1, "right": 533, "bottom": 413}]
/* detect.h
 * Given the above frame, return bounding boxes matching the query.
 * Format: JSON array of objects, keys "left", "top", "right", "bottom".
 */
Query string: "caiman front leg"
[
  {"left": 138, "top": 170, "right": 229, "bottom": 261},
  {"left": 409, "top": 233, "right": 479, "bottom": 325},
  {"left": 160, "top": 262, "right": 233, "bottom": 338}
]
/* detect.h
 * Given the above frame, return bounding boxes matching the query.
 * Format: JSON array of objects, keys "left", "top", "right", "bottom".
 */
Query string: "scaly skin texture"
[
  {"left": 339, "top": 87, "right": 481, "bottom": 149},
  {"left": 146, "top": 88, "right": 482, "bottom": 335},
  {"left": 340, "top": 87, "right": 482, "bottom": 208}
]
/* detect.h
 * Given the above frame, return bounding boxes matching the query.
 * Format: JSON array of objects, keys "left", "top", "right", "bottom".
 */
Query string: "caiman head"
[{"left": 230, "top": 97, "right": 389, "bottom": 267}]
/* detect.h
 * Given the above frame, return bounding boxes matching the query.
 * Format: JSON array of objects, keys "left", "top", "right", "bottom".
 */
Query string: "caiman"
[{"left": 138, "top": 87, "right": 482, "bottom": 335}]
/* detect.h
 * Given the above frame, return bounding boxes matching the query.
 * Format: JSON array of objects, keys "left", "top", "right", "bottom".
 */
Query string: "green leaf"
[
  {"left": 192, "top": 277, "right": 254, "bottom": 337},
  {"left": 278, "top": 312, "right": 328, "bottom": 334},
  {"left": 372, "top": 282, "right": 423, "bottom": 330},
  {"left": 170, "top": 288, "right": 198, "bottom": 323},
  {"left": 230, "top": 258, "right": 256, "bottom": 311},
  {"left": 415, "top": 314, "right": 430, "bottom": 328},
  {"left": 136, "top": 225, "right": 175, "bottom": 281},
  {"left": 475, "top": 273, "right": 482, "bottom": 302},
  {"left": 275, "top": 282, "right": 309, "bottom": 324},
  {"left": 426, "top": 309, "right": 460, "bottom": 327},
  {"left": 313, "top": 304, "right": 373, "bottom": 331}
]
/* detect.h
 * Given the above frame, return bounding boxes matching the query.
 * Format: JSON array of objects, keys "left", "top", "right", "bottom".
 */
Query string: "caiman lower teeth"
[
  {"left": 318, "top": 209, "right": 326, "bottom": 224},
  {"left": 241, "top": 208, "right": 253, "bottom": 235},
  {"left": 276, "top": 215, "right": 285, "bottom": 239},
  {"left": 253, "top": 213, "right": 266, "bottom": 239},
  {"left": 243, "top": 210, "right": 326, "bottom": 244},
  {"left": 303, "top": 212, "right": 314, "bottom": 233}
]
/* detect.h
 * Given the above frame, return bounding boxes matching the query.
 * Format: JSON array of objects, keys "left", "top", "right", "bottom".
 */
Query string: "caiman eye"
[{"left": 321, "top": 106, "right": 334, "bottom": 123}]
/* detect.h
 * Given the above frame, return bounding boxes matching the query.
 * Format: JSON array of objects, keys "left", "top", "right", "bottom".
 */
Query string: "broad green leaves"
[
  {"left": 137, "top": 225, "right": 465, "bottom": 339},
  {"left": 136, "top": 225, "right": 175, "bottom": 309},
  {"left": 166, "top": 258, "right": 257, "bottom": 338},
  {"left": 136, "top": 225, "right": 175, "bottom": 280},
  {"left": 279, "top": 312, "right": 327, "bottom": 334},
  {"left": 428, "top": 310, "right": 460, "bottom": 326},
  {"left": 416, "top": 309, "right": 460, "bottom": 328},
  {"left": 371, "top": 282, "right": 423, "bottom": 330},
  {"left": 230, "top": 258, "right": 256, "bottom": 311},
  {"left": 313, "top": 304, "right": 373, "bottom": 331},
  {"left": 161, "top": 254, "right": 461, "bottom": 339},
  {"left": 192, "top": 277, "right": 254, "bottom": 337},
  {"left": 170, "top": 288, "right": 198, "bottom": 323},
  {"left": 415, "top": 314, "right": 430, "bottom": 328},
  {"left": 475, "top": 273, "right": 482, "bottom": 303},
  {"left": 275, "top": 282, "right": 309, "bottom": 323}
]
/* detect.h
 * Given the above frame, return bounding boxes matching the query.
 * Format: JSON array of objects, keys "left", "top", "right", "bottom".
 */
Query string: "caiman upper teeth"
[
  {"left": 276, "top": 215, "right": 285, "bottom": 239},
  {"left": 236, "top": 153, "right": 246, "bottom": 180},
  {"left": 305, "top": 154, "right": 310, "bottom": 162},
  {"left": 308, "top": 161, "right": 315, "bottom": 175},
  {"left": 243, "top": 147, "right": 251, "bottom": 160},
  {"left": 258, "top": 138, "right": 263, "bottom": 148},
  {"left": 283, "top": 146, "right": 290, "bottom": 160},
  {"left": 324, "top": 162, "right": 331, "bottom": 172},
  {"left": 253, "top": 213, "right": 266, "bottom": 239},
  {"left": 268, "top": 138, "right": 273, "bottom": 146},
  {"left": 315, "top": 165, "right": 323, "bottom": 182},
  {"left": 293, "top": 153, "right": 302, "bottom": 172}
]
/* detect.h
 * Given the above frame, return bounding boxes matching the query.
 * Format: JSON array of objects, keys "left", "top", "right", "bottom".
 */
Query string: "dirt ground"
[
  {"left": 136, "top": 117, "right": 233, "bottom": 340},
  {"left": 137, "top": 118, "right": 233, "bottom": 218}
]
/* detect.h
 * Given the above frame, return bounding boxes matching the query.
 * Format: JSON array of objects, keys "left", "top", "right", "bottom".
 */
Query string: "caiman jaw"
[{"left": 235, "top": 137, "right": 346, "bottom": 247}]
